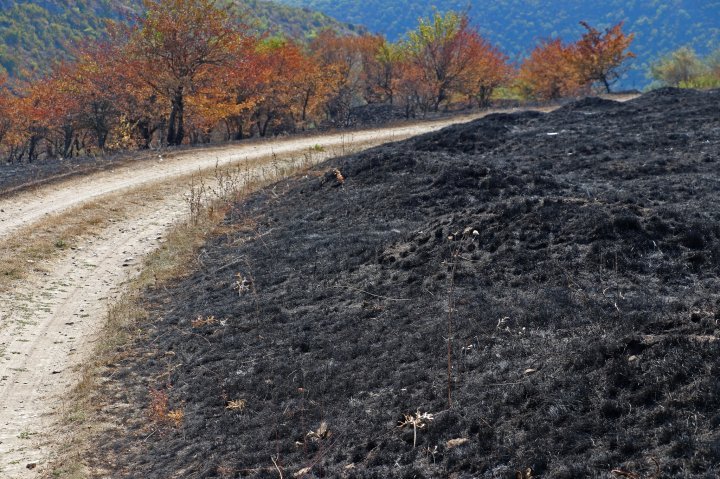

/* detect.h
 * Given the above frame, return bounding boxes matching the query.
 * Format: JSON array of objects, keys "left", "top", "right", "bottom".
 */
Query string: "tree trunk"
[
  {"left": 167, "top": 105, "right": 177, "bottom": 145},
  {"left": 232, "top": 118, "right": 244, "bottom": 141},
  {"left": 261, "top": 117, "right": 270, "bottom": 137},
  {"left": 62, "top": 124, "right": 74, "bottom": 158},
  {"left": 602, "top": 77, "right": 612, "bottom": 93},
  {"left": 167, "top": 89, "right": 185, "bottom": 146},
  {"left": 27, "top": 136, "right": 38, "bottom": 163},
  {"left": 302, "top": 91, "right": 311, "bottom": 123},
  {"left": 137, "top": 120, "right": 153, "bottom": 149},
  {"left": 97, "top": 129, "right": 109, "bottom": 151}
]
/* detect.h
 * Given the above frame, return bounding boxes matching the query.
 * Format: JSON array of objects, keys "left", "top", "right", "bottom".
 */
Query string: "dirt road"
[{"left": 0, "top": 113, "right": 504, "bottom": 477}]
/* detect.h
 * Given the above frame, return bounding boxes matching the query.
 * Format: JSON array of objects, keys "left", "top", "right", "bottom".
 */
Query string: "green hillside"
[
  {"left": 275, "top": 0, "right": 720, "bottom": 89},
  {"left": 0, "top": 0, "right": 358, "bottom": 78}
]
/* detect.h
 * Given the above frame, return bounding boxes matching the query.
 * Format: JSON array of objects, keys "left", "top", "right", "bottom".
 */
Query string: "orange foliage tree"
[
  {"left": 75, "top": 36, "right": 167, "bottom": 150},
  {"left": 23, "top": 66, "right": 84, "bottom": 160},
  {"left": 518, "top": 39, "right": 583, "bottom": 100},
  {"left": 519, "top": 22, "right": 634, "bottom": 99},
  {"left": 251, "top": 40, "right": 307, "bottom": 136},
  {"left": 58, "top": 45, "right": 123, "bottom": 151},
  {"left": 394, "top": 57, "right": 436, "bottom": 117},
  {"left": 572, "top": 21, "right": 634, "bottom": 93},
  {"left": 0, "top": 75, "right": 17, "bottom": 155},
  {"left": 310, "top": 31, "right": 372, "bottom": 125},
  {"left": 126, "top": 0, "right": 250, "bottom": 145},
  {"left": 458, "top": 32, "right": 514, "bottom": 107},
  {"left": 292, "top": 44, "right": 341, "bottom": 129}
]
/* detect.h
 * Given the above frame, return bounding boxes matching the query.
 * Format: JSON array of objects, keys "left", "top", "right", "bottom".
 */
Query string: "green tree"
[
  {"left": 404, "top": 10, "right": 475, "bottom": 111},
  {"left": 650, "top": 47, "right": 706, "bottom": 87},
  {"left": 706, "top": 48, "right": 720, "bottom": 79}
]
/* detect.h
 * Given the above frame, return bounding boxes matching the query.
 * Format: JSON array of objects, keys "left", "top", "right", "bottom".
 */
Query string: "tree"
[
  {"left": 249, "top": 39, "right": 306, "bottom": 136},
  {"left": 707, "top": 49, "right": 720, "bottom": 79},
  {"left": 404, "top": 11, "right": 477, "bottom": 111},
  {"left": 126, "top": 0, "right": 249, "bottom": 146},
  {"left": 572, "top": 21, "right": 634, "bottom": 93},
  {"left": 651, "top": 47, "right": 708, "bottom": 87},
  {"left": 394, "top": 57, "right": 436, "bottom": 118},
  {"left": 61, "top": 44, "right": 122, "bottom": 151},
  {"left": 23, "top": 66, "right": 84, "bottom": 160},
  {"left": 458, "top": 32, "right": 514, "bottom": 107},
  {"left": 370, "top": 38, "right": 402, "bottom": 105},
  {"left": 0, "top": 74, "right": 14, "bottom": 147},
  {"left": 0, "top": 74, "right": 23, "bottom": 161},
  {"left": 518, "top": 39, "right": 583, "bottom": 100},
  {"left": 310, "top": 31, "right": 370, "bottom": 125}
]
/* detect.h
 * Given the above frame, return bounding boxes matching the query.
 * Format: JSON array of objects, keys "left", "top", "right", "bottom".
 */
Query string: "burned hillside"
[{"left": 94, "top": 88, "right": 720, "bottom": 478}]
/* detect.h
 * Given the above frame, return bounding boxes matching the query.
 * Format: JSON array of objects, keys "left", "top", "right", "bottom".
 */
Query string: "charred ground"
[{"left": 89, "top": 88, "right": 720, "bottom": 478}]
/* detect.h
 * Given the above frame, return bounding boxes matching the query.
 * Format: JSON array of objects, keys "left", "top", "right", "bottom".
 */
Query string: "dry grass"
[
  {"left": 0, "top": 199, "right": 126, "bottom": 290},
  {"left": 0, "top": 185, "right": 174, "bottom": 292}
]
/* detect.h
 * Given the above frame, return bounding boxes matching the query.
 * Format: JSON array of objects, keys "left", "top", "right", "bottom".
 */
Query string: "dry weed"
[
  {"left": 226, "top": 399, "right": 246, "bottom": 411},
  {"left": 192, "top": 315, "right": 218, "bottom": 328},
  {"left": 306, "top": 421, "right": 331, "bottom": 441},
  {"left": 148, "top": 388, "right": 184, "bottom": 428},
  {"left": 398, "top": 410, "right": 434, "bottom": 448}
]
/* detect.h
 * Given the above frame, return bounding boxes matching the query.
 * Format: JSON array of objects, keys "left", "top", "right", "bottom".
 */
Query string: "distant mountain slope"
[
  {"left": 0, "top": 0, "right": 357, "bottom": 78},
  {"left": 275, "top": 0, "right": 720, "bottom": 89}
]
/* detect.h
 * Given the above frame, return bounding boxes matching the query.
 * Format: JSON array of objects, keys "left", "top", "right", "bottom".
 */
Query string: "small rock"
[
  {"left": 294, "top": 467, "right": 312, "bottom": 477},
  {"left": 446, "top": 437, "right": 469, "bottom": 449}
]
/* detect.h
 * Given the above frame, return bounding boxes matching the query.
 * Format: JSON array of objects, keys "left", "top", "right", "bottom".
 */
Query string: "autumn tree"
[
  {"left": 57, "top": 44, "right": 123, "bottom": 151},
  {"left": 458, "top": 32, "right": 514, "bottom": 107},
  {"left": 404, "top": 11, "right": 477, "bottom": 111},
  {"left": 572, "top": 21, "right": 634, "bottom": 93},
  {"left": 369, "top": 38, "right": 402, "bottom": 105},
  {"left": 0, "top": 75, "right": 25, "bottom": 161},
  {"left": 126, "top": 0, "right": 249, "bottom": 146},
  {"left": 349, "top": 34, "right": 391, "bottom": 104},
  {"left": 249, "top": 39, "right": 306, "bottom": 136},
  {"left": 0, "top": 75, "right": 15, "bottom": 150},
  {"left": 394, "top": 57, "right": 435, "bottom": 117},
  {"left": 211, "top": 45, "right": 266, "bottom": 140},
  {"left": 21, "top": 66, "right": 85, "bottom": 160},
  {"left": 518, "top": 38, "right": 583, "bottom": 100},
  {"left": 310, "top": 31, "right": 371, "bottom": 125}
]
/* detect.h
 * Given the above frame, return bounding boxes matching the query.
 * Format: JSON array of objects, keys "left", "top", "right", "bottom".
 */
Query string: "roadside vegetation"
[
  {"left": 649, "top": 46, "right": 720, "bottom": 89},
  {"left": 0, "top": 0, "right": 638, "bottom": 165}
]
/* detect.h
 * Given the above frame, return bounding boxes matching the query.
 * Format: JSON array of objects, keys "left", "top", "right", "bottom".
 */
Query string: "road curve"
[
  {"left": 0, "top": 113, "right": 503, "bottom": 477},
  {"left": 0, "top": 116, "right": 490, "bottom": 242}
]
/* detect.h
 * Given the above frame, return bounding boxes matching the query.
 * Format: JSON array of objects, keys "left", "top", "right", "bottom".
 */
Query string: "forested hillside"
[
  {"left": 276, "top": 0, "right": 720, "bottom": 88},
  {"left": 0, "top": 0, "right": 357, "bottom": 78}
]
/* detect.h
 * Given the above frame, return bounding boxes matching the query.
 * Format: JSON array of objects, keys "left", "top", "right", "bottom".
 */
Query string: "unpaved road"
[{"left": 0, "top": 113, "right": 508, "bottom": 477}]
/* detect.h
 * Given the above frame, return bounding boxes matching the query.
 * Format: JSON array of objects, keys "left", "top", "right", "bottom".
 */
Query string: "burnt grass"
[{"left": 92, "top": 88, "right": 720, "bottom": 478}]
